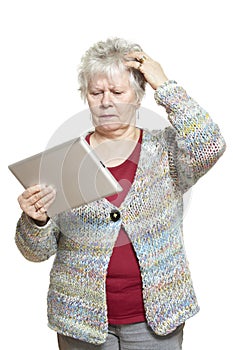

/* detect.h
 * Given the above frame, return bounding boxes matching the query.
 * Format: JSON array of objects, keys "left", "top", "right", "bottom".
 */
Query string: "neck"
[
  {"left": 93, "top": 124, "right": 139, "bottom": 143},
  {"left": 90, "top": 126, "right": 141, "bottom": 167}
]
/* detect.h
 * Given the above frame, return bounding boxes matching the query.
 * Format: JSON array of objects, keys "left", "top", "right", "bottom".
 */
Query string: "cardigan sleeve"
[
  {"left": 154, "top": 80, "right": 226, "bottom": 193},
  {"left": 15, "top": 212, "right": 60, "bottom": 262}
]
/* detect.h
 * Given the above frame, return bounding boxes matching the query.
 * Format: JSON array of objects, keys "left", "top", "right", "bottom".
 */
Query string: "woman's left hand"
[{"left": 124, "top": 51, "right": 168, "bottom": 90}]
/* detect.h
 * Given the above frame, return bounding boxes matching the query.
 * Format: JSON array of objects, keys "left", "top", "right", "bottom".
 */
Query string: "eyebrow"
[{"left": 89, "top": 84, "right": 127, "bottom": 90}]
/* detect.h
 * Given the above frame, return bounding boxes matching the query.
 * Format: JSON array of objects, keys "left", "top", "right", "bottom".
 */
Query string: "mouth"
[{"left": 99, "top": 114, "right": 118, "bottom": 118}]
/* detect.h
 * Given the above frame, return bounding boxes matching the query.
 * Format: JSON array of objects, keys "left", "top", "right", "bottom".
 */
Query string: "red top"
[{"left": 86, "top": 130, "right": 146, "bottom": 324}]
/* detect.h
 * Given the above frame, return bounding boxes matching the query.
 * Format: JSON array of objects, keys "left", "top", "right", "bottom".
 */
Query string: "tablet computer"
[{"left": 8, "top": 137, "right": 123, "bottom": 217}]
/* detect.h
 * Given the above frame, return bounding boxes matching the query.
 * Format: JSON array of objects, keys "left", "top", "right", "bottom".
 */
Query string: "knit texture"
[{"left": 15, "top": 81, "right": 226, "bottom": 344}]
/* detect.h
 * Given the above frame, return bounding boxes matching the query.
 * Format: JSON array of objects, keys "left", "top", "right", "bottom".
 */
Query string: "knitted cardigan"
[{"left": 15, "top": 81, "right": 226, "bottom": 345}]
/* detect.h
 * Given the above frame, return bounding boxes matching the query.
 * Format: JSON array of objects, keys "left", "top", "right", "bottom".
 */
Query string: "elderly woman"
[{"left": 16, "top": 38, "right": 226, "bottom": 350}]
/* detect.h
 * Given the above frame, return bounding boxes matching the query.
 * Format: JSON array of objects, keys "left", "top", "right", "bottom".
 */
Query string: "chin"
[{"left": 96, "top": 122, "right": 130, "bottom": 133}]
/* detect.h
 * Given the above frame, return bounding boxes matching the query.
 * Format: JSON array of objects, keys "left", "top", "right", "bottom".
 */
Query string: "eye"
[
  {"left": 113, "top": 91, "right": 123, "bottom": 95},
  {"left": 90, "top": 91, "right": 102, "bottom": 96}
]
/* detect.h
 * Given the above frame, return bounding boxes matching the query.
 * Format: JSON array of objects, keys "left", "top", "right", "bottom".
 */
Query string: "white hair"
[{"left": 78, "top": 38, "right": 146, "bottom": 102}]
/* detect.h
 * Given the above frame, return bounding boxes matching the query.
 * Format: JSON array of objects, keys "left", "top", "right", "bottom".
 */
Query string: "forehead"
[{"left": 88, "top": 70, "right": 131, "bottom": 89}]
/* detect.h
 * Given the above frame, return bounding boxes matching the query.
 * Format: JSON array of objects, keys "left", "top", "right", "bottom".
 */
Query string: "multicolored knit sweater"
[{"left": 15, "top": 81, "right": 226, "bottom": 345}]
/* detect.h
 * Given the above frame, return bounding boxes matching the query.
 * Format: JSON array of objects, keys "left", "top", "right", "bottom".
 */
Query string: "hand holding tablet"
[{"left": 9, "top": 137, "right": 122, "bottom": 217}]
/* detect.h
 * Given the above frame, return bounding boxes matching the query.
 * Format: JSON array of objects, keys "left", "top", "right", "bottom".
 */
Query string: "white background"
[{"left": 1, "top": 0, "right": 232, "bottom": 349}]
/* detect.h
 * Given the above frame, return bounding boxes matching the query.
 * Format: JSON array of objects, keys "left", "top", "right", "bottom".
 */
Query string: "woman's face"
[{"left": 87, "top": 70, "right": 139, "bottom": 133}]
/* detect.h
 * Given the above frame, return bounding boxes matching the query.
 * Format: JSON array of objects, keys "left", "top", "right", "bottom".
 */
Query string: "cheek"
[
  {"left": 115, "top": 104, "right": 137, "bottom": 120},
  {"left": 87, "top": 97, "right": 100, "bottom": 113},
  {"left": 116, "top": 92, "right": 138, "bottom": 111},
  {"left": 87, "top": 95, "right": 95, "bottom": 106},
  {"left": 124, "top": 92, "right": 139, "bottom": 107}
]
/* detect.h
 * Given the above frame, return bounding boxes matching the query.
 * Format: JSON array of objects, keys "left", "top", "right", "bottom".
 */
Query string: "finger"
[
  {"left": 125, "top": 51, "right": 149, "bottom": 62},
  {"left": 27, "top": 185, "right": 55, "bottom": 206},
  {"left": 22, "top": 184, "right": 47, "bottom": 200},
  {"left": 33, "top": 188, "right": 56, "bottom": 210},
  {"left": 18, "top": 186, "right": 55, "bottom": 215},
  {"left": 43, "top": 195, "right": 56, "bottom": 212},
  {"left": 35, "top": 206, "right": 47, "bottom": 215},
  {"left": 124, "top": 60, "right": 142, "bottom": 71},
  {"left": 33, "top": 195, "right": 56, "bottom": 219}
]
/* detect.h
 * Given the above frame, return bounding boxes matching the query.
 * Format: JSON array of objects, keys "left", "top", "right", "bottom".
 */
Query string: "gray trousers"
[{"left": 57, "top": 322, "right": 184, "bottom": 350}]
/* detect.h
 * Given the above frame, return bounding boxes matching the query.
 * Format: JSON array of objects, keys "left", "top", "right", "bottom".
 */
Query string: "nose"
[{"left": 101, "top": 91, "right": 113, "bottom": 108}]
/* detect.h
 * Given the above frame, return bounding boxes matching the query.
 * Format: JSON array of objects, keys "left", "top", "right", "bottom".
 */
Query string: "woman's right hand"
[{"left": 18, "top": 184, "right": 56, "bottom": 224}]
